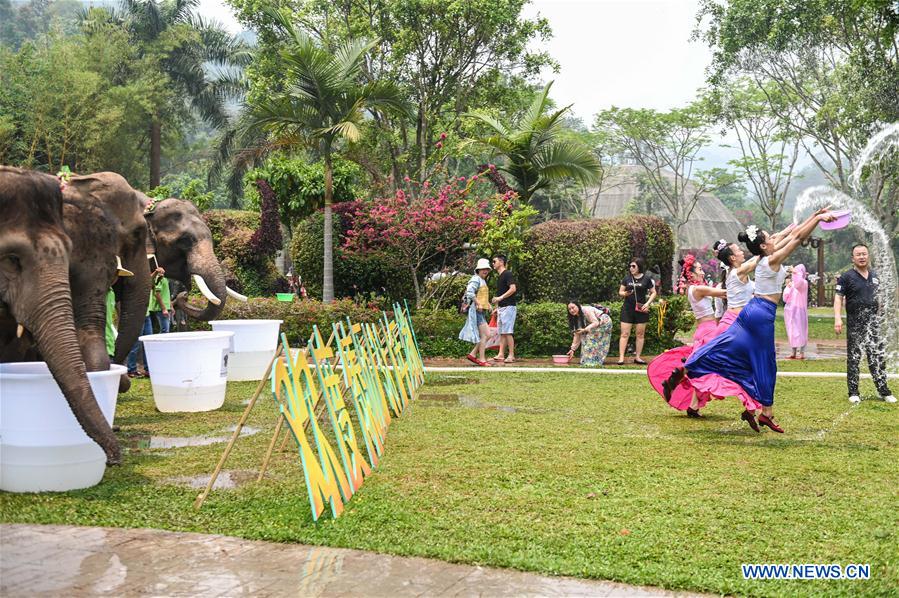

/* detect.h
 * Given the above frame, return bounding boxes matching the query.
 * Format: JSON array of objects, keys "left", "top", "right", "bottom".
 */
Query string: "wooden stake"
[
  {"left": 193, "top": 345, "right": 283, "bottom": 510},
  {"left": 257, "top": 413, "right": 285, "bottom": 482}
]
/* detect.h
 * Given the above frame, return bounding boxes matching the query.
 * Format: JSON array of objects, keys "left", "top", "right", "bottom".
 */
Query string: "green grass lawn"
[{"left": 2, "top": 372, "right": 896, "bottom": 597}]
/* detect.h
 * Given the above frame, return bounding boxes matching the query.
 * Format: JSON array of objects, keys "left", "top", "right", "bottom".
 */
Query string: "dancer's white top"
[
  {"left": 726, "top": 269, "right": 755, "bottom": 307},
  {"left": 688, "top": 286, "right": 714, "bottom": 318},
  {"left": 754, "top": 257, "right": 787, "bottom": 295}
]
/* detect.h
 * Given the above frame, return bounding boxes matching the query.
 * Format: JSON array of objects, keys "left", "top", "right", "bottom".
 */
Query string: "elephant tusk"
[
  {"left": 193, "top": 274, "right": 222, "bottom": 305},
  {"left": 226, "top": 286, "right": 248, "bottom": 302},
  {"left": 17, "top": 323, "right": 25, "bottom": 338}
]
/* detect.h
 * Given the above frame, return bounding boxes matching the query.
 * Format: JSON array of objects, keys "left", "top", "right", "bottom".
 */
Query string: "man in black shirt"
[
  {"left": 491, "top": 255, "right": 518, "bottom": 363},
  {"left": 834, "top": 243, "right": 895, "bottom": 404}
]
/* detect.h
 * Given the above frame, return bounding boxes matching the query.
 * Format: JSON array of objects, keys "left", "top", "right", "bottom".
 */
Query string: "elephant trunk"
[
  {"left": 27, "top": 285, "right": 121, "bottom": 465},
  {"left": 113, "top": 261, "right": 151, "bottom": 365},
  {"left": 180, "top": 242, "right": 227, "bottom": 321}
]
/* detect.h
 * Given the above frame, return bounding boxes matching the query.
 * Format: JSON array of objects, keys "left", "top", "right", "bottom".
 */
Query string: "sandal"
[
  {"left": 491, "top": 356, "right": 505, "bottom": 362},
  {"left": 466, "top": 354, "right": 480, "bottom": 366},
  {"left": 504, "top": 358, "right": 516, "bottom": 364},
  {"left": 686, "top": 407, "right": 702, "bottom": 418},
  {"left": 616, "top": 360, "right": 625, "bottom": 366},
  {"left": 757, "top": 414, "right": 784, "bottom": 433},
  {"left": 634, "top": 358, "right": 647, "bottom": 365},
  {"left": 741, "top": 410, "right": 760, "bottom": 433}
]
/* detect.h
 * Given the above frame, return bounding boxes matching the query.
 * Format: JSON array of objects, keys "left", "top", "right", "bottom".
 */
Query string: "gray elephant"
[
  {"left": 143, "top": 197, "right": 242, "bottom": 320},
  {"left": 0, "top": 166, "right": 121, "bottom": 465},
  {"left": 61, "top": 173, "right": 152, "bottom": 382}
]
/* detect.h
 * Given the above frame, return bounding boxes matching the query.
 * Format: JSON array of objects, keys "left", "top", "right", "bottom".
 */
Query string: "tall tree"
[
  {"left": 85, "top": 0, "right": 250, "bottom": 187},
  {"left": 704, "top": 80, "right": 801, "bottom": 230},
  {"left": 244, "top": 9, "right": 410, "bottom": 302},
  {"left": 697, "top": 0, "right": 899, "bottom": 240},
  {"left": 226, "top": 0, "right": 553, "bottom": 186},
  {"left": 596, "top": 105, "right": 738, "bottom": 284},
  {"left": 466, "top": 82, "right": 601, "bottom": 204}
]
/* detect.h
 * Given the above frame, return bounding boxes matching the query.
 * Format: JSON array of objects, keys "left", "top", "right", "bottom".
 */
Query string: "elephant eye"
[{"left": 0, "top": 254, "right": 21, "bottom": 274}]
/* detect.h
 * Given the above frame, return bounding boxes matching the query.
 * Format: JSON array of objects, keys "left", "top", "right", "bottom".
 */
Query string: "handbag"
[{"left": 485, "top": 311, "right": 500, "bottom": 350}]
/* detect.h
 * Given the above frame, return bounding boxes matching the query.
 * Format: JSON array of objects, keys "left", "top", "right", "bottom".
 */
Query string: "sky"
[{"left": 199, "top": 0, "right": 744, "bottom": 170}]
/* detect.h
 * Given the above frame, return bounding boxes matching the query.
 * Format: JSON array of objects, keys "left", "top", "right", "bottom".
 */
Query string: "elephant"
[
  {"left": 142, "top": 197, "right": 241, "bottom": 321},
  {"left": 0, "top": 166, "right": 121, "bottom": 465},
  {"left": 61, "top": 173, "right": 152, "bottom": 385}
]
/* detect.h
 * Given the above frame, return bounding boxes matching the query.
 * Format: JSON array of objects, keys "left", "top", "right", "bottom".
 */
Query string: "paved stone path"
[
  {"left": 0, "top": 524, "right": 703, "bottom": 597},
  {"left": 424, "top": 365, "right": 896, "bottom": 379}
]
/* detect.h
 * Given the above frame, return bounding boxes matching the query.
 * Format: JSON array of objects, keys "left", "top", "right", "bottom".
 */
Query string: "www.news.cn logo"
[{"left": 742, "top": 564, "right": 870, "bottom": 580}]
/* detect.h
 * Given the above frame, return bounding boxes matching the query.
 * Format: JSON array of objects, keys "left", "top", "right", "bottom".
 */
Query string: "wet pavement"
[{"left": 1, "top": 524, "right": 703, "bottom": 597}]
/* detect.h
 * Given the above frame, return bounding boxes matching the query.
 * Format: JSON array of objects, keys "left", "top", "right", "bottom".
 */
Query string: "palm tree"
[
  {"left": 466, "top": 82, "right": 602, "bottom": 203},
  {"left": 244, "top": 8, "right": 410, "bottom": 303},
  {"left": 84, "top": 0, "right": 250, "bottom": 187}
]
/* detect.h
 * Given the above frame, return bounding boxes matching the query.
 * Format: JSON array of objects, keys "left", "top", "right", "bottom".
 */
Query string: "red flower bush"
[{"left": 342, "top": 178, "right": 489, "bottom": 306}]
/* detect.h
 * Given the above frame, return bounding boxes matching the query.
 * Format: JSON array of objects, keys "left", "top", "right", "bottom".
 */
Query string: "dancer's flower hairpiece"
[
  {"left": 745, "top": 225, "right": 758, "bottom": 242},
  {"left": 714, "top": 239, "right": 728, "bottom": 252}
]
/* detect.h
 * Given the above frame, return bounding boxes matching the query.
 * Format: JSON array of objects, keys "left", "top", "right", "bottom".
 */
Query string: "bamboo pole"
[
  {"left": 257, "top": 413, "right": 285, "bottom": 482},
  {"left": 193, "top": 344, "right": 283, "bottom": 510}
]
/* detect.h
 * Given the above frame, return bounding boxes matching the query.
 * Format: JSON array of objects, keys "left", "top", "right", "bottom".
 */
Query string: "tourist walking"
[
  {"left": 663, "top": 209, "right": 837, "bottom": 434},
  {"left": 617, "top": 257, "right": 656, "bottom": 365},
  {"left": 834, "top": 244, "right": 896, "bottom": 404},
  {"left": 646, "top": 255, "right": 725, "bottom": 417},
  {"left": 566, "top": 302, "right": 613, "bottom": 367},
  {"left": 459, "top": 258, "right": 492, "bottom": 367},
  {"left": 783, "top": 264, "right": 809, "bottom": 359},
  {"left": 490, "top": 255, "right": 518, "bottom": 363}
]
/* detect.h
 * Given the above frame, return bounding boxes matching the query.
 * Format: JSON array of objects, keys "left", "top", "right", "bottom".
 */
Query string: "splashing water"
[
  {"left": 849, "top": 122, "right": 899, "bottom": 191},
  {"left": 793, "top": 124, "right": 899, "bottom": 375}
]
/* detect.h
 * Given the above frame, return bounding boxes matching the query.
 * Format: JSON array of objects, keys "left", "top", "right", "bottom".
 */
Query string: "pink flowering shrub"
[{"left": 342, "top": 178, "right": 490, "bottom": 306}]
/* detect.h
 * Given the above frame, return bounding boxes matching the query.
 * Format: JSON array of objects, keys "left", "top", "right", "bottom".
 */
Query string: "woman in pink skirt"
[
  {"left": 783, "top": 264, "right": 809, "bottom": 359},
  {"left": 647, "top": 255, "right": 725, "bottom": 417}
]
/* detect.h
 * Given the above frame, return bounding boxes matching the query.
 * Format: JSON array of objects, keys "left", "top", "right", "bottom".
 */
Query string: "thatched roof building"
[{"left": 586, "top": 164, "right": 743, "bottom": 250}]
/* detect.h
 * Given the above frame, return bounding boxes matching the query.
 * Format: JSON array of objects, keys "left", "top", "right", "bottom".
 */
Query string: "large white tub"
[
  {"left": 209, "top": 319, "right": 283, "bottom": 381},
  {"left": 0, "top": 362, "right": 125, "bottom": 492},
  {"left": 140, "top": 331, "right": 233, "bottom": 412}
]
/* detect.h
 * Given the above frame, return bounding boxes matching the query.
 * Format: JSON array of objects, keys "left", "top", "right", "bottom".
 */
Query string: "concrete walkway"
[
  {"left": 0, "top": 524, "right": 703, "bottom": 597},
  {"left": 424, "top": 365, "right": 897, "bottom": 379}
]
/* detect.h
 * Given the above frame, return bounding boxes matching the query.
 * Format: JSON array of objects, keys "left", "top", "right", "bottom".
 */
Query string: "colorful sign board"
[{"left": 271, "top": 305, "right": 424, "bottom": 521}]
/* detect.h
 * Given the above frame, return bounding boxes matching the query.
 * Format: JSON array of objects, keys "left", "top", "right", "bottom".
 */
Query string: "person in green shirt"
[
  {"left": 105, "top": 256, "right": 133, "bottom": 359},
  {"left": 148, "top": 270, "right": 172, "bottom": 333}
]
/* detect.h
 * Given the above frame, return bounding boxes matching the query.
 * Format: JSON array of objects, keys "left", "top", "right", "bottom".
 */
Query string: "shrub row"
[
  {"left": 290, "top": 211, "right": 415, "bottom": 302},
  {"left": 200, "top": 295, "right": 693, "bottom": 358},
  {"left": 518, "top": 215, "right": 674, "bottom": 303}
]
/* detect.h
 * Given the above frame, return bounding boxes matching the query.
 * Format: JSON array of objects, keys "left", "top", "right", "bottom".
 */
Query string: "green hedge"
[
  {"left": 290, "top": 211, "right": 415, "bottom": 302},
  {"left": 204, "top": 209, "right": 286, "bottom": 296},
  {"left": 518, "top": 215, "right": 674, "bottom": 303},
  {"left": 200, "top": 295, "right": 693, "bottom": 358}
]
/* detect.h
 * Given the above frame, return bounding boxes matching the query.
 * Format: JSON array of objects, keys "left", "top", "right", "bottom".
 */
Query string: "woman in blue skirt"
[{"left": 663, "top": 208, "right": 836, "bottom": 433}]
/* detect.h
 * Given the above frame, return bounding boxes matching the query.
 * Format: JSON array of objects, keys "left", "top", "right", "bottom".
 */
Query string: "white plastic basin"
[
  {"left": 209, "top": 319, "right": 283, "bottom": 381},
  {"left": 0, "top": 362, "right": 125, "bottom": 493},
  {"left": 140, "top": 331, "right": 233, "bottom": 412}
]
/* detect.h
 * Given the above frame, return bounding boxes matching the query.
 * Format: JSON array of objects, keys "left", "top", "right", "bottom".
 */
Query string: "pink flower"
[
  {"left": 440, "top": 132, "right": 447, "bottom": 140},
  {"left": 403, "top": 176, "right": 411, "bottom": 183},
  {"left": 435, "top": 142, "right": 443, "bottom": 149}
]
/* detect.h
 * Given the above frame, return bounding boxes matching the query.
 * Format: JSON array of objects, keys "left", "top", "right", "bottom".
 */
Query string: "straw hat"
[{"left": 474, "top": 258, "right": 491, "bottom": 272}]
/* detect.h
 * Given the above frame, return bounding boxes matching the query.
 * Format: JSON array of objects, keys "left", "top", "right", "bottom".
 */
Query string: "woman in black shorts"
[{"left": 617, "top": 257, "right": 657, "bottom": 365}]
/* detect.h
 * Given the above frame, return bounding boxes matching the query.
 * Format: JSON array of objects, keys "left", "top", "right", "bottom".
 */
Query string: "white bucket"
[
  {"left": 140, "top": 331, "right": 233, "bottom": 412},
  {"left": 209, "top": 319, "right": 283, "bottom": 381},
  {"left": 0, "top": 362, "right": 125, "bottom": 493}
]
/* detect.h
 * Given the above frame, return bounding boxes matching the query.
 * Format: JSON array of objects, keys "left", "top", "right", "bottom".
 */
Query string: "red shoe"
[
  {"left": 662, "top": 367, "right": 685, "bottom": 403},
  {"left": 758, "top": 414, "right": 784, "bottom": 433},
  {"left": 741, "top": 410, "right": 760, "bottom": 432},
  {"left": 466, "top": 354, "right": 479, "bottom": 366}
]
